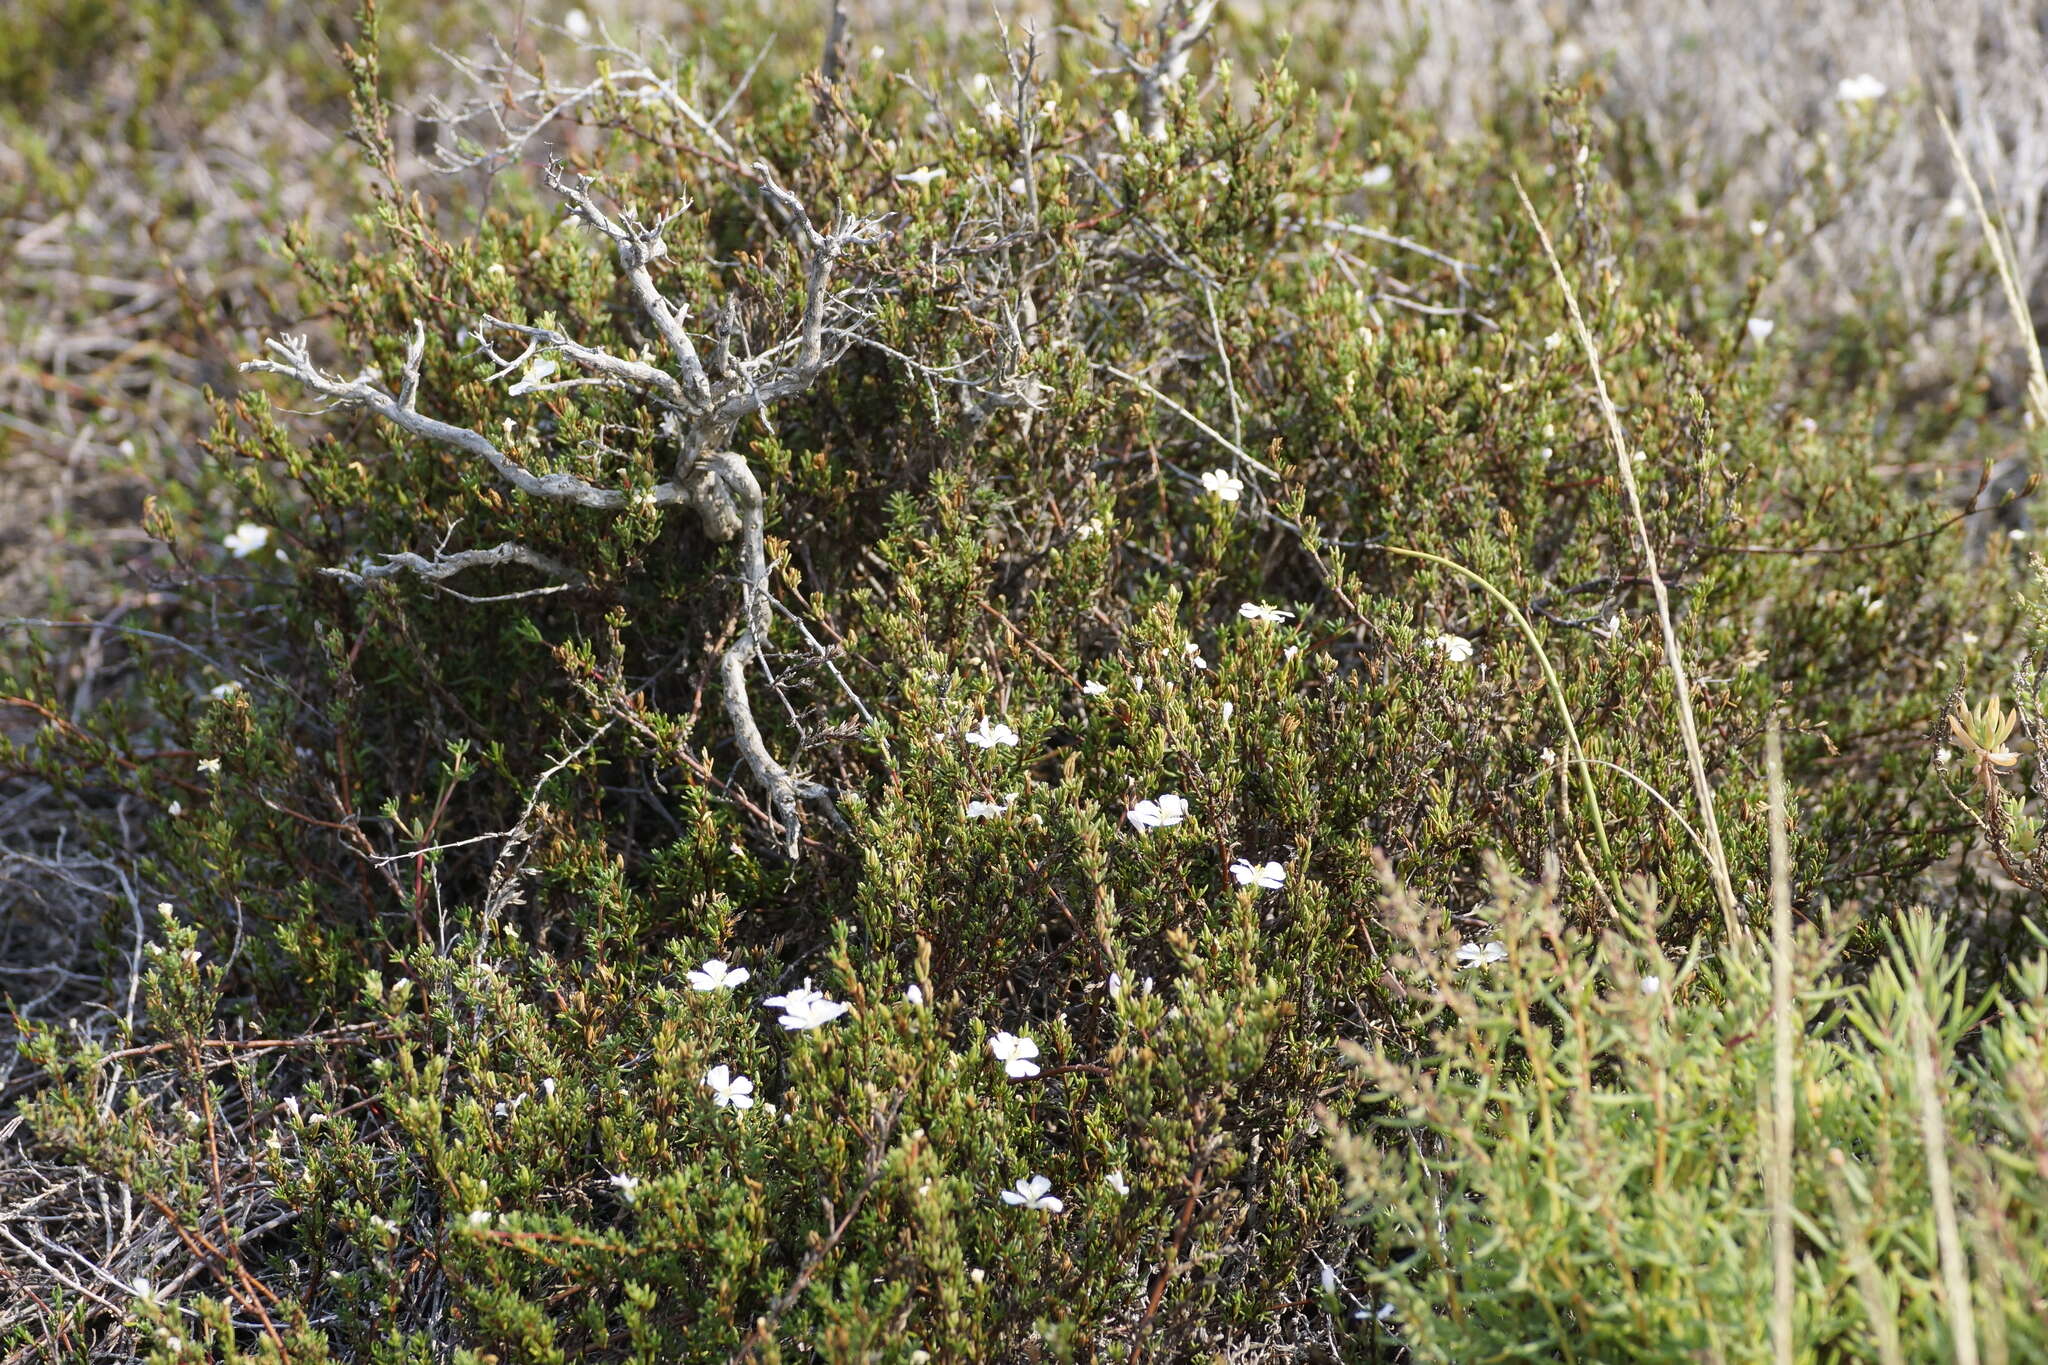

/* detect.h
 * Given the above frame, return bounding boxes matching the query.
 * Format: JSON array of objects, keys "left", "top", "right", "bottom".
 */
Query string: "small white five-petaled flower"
[
  {"left": 703, "top": 1064, "right": 756, "bottom": 1110},
  {"left": 610, "top": 1172, "right": 642, "bottom": 1200},
  {"left": 1230, "top": 859, "right": 1286, "bottom": 890},
  {"left": 687, "top": 957, "right": 750, "bottom": 992},
  {"left": 1199, "top": 468, "right": 1245, "bottom": 502},
  {"left": 1126, "top": 792, "right": 1190, "bottom": 831},
  {"left": 895, "top": 166, "right": 946, "bottom": 187},
  {"left": 1105, "top": 1170, "right": 1130, "bottom": 1196},
  {"left": 1640, "top": 976, "right": 1662, "bottom": 995},
  {"left": 1239, "top": 602, "right": 1294, "bottom": 625},
  {"left": 197, "top": 757, "right": 222, "bottom": 775},
  {"left": 1430, "top": 633, "right": 1475, "bottom": 663},
  {"left": 1835, "top": 73, "right": 1886, "bottom": 104},
  {"left": 1456, "top": 941, "right": 1509, "bottom": 969},
  {"left": 1000, "top": 1173, "right": 1063, "bottom": 1212},
  {"left": 965, "top": 797, "right": 1014, "bottom": 819},
  {"left": 964, "top": 717, "right": 1021, "bottom": 749},
  {"left": 989, "top": 1030, "right": 1041, "bottom": 1078},
  {"left": 207, "top": 681, "right": 243, "bottom": 700},
  {"left": 222, "top": 522, "right": 270, "bottom": 559},
  {"left": 762, "top": 980, "right": 854, "bottom": 1030},
  {"left": 1082, "top": 680, "right": 1109, "bottom": 696}
]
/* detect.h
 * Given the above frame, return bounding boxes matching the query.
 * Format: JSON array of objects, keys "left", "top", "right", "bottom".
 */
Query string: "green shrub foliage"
[{"left": 6, "top": 2, "right": 2045, "bottom": 1360}]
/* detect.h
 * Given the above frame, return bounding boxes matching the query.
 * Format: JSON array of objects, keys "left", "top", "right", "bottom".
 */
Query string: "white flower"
[
  {"left": 688, "top": 957, "right": 750, "bottom": 992},
  {"left": 1000, "top": 1173, "right": 1064, "bottom": 1212},
  {"left": 762, "top": 979, "right": 854, "bottom": 1030},
  {"left": 965, "top": 796, "right": 1014, "bottom": 819},
  {"left": 989, "top": 1030, "right": 1041, "bottom": 1078},
  {"left": 1543, "top": 330, "right": 1565, "bottom": 351},
  {"left": 197, "top": 757, "right": 222, "bottom": 775},
  {"left": 1746, "top": 317, "right": 1776, "bottom": 344},
  {"left": 610, "top": 1172, "right": 642, "bottom": 1200},
  {"left": 563, "top": 8, "right": 591, "bottom": 38},
  {"left": 982, "top": 100, "right": 1008, "bottom": 124},
  {"left": 1082, "top": 680, "right": 1109, "bottom": 696},
  {"left": 507, "top": 356, "right": 558, "bottom": 395},
  {"left": 1105, "top": 1170, "right": 1130, "bottom": 1196},
  {"left": 1836, "top": 73, "right": 1887, "bottom": 104},
  {"left": 132, "top": 1277, "right": 159, "bottom": 1305},
  {"left": 1640, "top": 975, "right": 1662, "bottom": 995},
  {"left": 1230, "top": 859, "right": 1286, "bottom": 890},
  {"left": 1749, "top": 218, "right": 1769, "bottom": 238},
  {"left": 167, "top": 800, "right": 183, "bottom": 818},
  {"left": 704, "top": 1064, "right": 756, "bottom": 1110},
  {"left": 1359, "top": 164, "right": 1394, "bottom": 187},
  {"left": 1074, "top": 517, "right": 1104, "bottom": 539},
  {"left": 963, "top": 717, "right": 1021, "bottom": 749},
  {"left": 895, "top": 166, "right": 946, "bottom": 187},
  {"left": 1539, "top": 747, "right": 1557, "bottom": 766},
  {"left": 1126, "top": 792, "right": 1190, "bottom": 831},
  {"left": 1112, "top": 109, "right": 1135, "bottom": 142},
  {"left": 467, "top": 1208, "right": 492, "bottom": 1225},
  {"left": 1935, "top": 745, "right": 1954, "bottom": 768},
  {"left": 1456, "top": 941, "right": 1509, "bottom": 969},
  {"left": 1199, "top": 468, "right": 1245, "bottom": 502},
  {"left": 1106, "top": 972, "right": 1123, "bottom": 997},
  {"left": 905, "top": 983, "right": 925, "bottom": 1006},
  {"left": 222, "top": 522, "right": 270, "bottom": 559},
  {"left": 1183, "top": 641, "right": 1208, "bottom": 669},
  {"left": 1430, "top": 633, "right": 1474, "bottom": 663},
  {"left": 1238, "top": 602, "right": 1293, "bottom": 624}
]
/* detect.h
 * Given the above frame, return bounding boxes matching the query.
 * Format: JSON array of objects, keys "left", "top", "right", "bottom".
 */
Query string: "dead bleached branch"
[
  {"left": 244, "top": 166, "right": 884, "bottom": 858},
  {"left": 1114, "top": 0, "right": 1220, "bottom": 141}
]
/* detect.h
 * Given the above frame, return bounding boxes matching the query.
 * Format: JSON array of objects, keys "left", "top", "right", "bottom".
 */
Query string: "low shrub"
[{"left": 5, "top": 2, "right": 2044, "bottom": 1359}]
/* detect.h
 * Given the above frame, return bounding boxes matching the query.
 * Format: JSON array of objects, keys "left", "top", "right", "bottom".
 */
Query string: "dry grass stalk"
[
  {"left": 1767, "top": 719, "right": 1795, "bottom": 1365},
  {"left": 1512, "top": 176, "right": 1744, "bottom": 943}
]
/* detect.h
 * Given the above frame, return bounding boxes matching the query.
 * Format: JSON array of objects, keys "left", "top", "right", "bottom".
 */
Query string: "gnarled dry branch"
[{"left": 244, "top": 166, "right": 883, "bottom": 858}]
